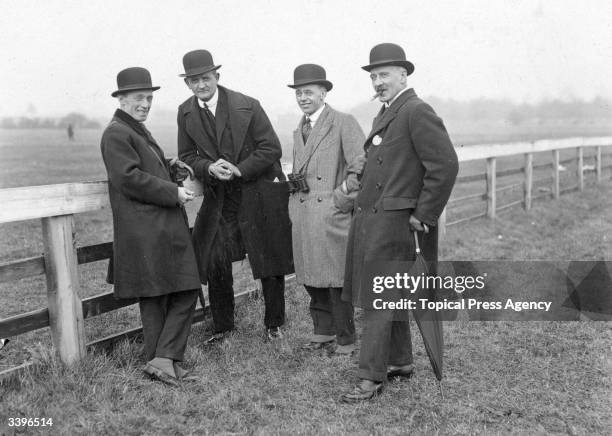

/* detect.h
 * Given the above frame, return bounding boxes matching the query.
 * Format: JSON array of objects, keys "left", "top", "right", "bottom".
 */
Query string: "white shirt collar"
[
  {"left": 305, "top": 103, "right": 326, "bottom": 125},
  {"left": 384, "top": 86, "right": 410, "bottom": 108},
  {"left": 197, "top": 88, "right": 219, "bottom": 115}
]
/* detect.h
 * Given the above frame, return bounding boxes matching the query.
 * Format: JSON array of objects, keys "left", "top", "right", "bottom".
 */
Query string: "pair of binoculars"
[{"left": 287, "top": 173, "right": 310, "bottom": 194}]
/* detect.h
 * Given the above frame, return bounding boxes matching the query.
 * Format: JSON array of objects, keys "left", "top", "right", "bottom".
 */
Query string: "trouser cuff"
[{"left": 358, "top": 368, "right": 386, "bottom": 383}]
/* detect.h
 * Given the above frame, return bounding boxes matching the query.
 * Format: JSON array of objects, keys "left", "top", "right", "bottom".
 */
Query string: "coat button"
[
  {"left": 376, "top": 182, "right": 382, "bottom": 190},
  {"left": 300, "top": 198, "right": 305, "bottom": 203},
  {"left": 317, "top": 175, "right": 322, "bottom": 180},
  {"left": 317, "top": 197, "right": 322, "bottom": 202},
  {"left": 372, "top": 207, "right": 377, "bottom": 213},
  {"left": 377, "top": 157, "right": 383, "bottom": 164},
  {"left": 357, "top": 207, "right": 362, "bottom": 212}
]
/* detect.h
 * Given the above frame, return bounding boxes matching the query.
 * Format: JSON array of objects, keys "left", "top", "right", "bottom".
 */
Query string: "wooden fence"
[{"left": 1, "top": 136, "right": 611, "bottom": 381}]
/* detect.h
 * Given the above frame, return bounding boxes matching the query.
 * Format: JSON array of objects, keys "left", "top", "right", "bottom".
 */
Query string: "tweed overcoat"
[
  {"left": 100, "top": 109, "right": 201, "bottom": 299},
  {"left": 342, "top": 89, "right": 459, "bottom": 307},
  {"left": 289, "top": 105, "right": 365, "bottom": 287},
  {"left": 177, "top": 86, "right": 294, "bottom": 282}
]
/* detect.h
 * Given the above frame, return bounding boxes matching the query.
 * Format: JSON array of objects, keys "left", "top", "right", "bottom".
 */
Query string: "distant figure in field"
[
  {"left": 67, "top": 124, "right": 74, "bottom": 141},
  {"left": 100, "top": 67, "right": 201, "bottom": 386},
  {"left": 286, "top": 63, "right": 365, "bottom": 355}
]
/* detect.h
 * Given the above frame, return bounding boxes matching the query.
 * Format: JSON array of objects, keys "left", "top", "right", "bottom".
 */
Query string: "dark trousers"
[
  {"left": 208, "top": 188, "right": 285, "bottom": 333},
  {"left": 209, "top": 271, "right": 286, "bottom": 333},
  {"left": 138, "top": 289, "right": 199, "bottom": 362},
  {"left": 305, "top": 286, "right": 355, "bottom": 346},
  {"left": 358, "top": 308, "right": 413, "bottom": 382}
]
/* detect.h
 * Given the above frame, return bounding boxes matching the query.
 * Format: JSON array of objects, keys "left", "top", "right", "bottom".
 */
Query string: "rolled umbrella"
[{"left": 410, "top": 231, "right": 444, "bottom": 385}]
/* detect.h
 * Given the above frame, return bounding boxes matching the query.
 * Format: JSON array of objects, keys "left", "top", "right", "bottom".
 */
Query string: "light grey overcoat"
[{"left": 288, "top": 105, "right": 365, "bottom": 287}]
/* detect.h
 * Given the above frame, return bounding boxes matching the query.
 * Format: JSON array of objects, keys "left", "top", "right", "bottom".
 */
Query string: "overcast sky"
[{"left": 1, "top": 0, "right": 611, "bottom": 119}]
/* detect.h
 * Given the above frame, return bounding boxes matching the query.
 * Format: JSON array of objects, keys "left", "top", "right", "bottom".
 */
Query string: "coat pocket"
[{"left": 382, "top": 196, "right": 417, "bottom": 210}]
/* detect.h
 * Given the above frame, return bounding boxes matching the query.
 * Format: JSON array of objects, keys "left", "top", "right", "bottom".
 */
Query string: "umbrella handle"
[{"left": 413, "top": 231, "right": 421, "bottom": 255}]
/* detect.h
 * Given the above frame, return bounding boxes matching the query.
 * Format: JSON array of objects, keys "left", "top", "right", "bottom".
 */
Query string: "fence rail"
[{"left": 1, "top": 135, "right": 612, "bottom": 382}]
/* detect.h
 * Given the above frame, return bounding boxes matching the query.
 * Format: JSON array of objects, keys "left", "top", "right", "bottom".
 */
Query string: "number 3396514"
[{"left": 8, "top": 417, "right": 53, "bottom": 427}]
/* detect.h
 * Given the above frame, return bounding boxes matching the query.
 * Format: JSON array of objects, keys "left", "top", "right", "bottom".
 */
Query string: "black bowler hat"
[
  {"left": 179, "top": 50, "right": 221, "bottom": 77},
  {"left": 111, "top": 67, "right": 160, "bottom": 97},
  {"left": 287, "top": 64, "right": 333, "bottom": 91},
  {"left": 362, "top": 43, "right": 415, "bottom": 75}
]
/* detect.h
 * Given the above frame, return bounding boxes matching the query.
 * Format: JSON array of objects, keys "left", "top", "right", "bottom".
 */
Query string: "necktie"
[
  {"left": 203, "top": 102, "right": 215, "bottom": 124},
  {"left": 302, "top": 117, "right": 312, "bottom": 143}
]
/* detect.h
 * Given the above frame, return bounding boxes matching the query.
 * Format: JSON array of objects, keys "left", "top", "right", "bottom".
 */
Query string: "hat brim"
[
  {"left": 179, "top": 64, "right": 222, "bottom": 78},
  {"left": 361, "top": 60, "right": 414, "bottom": 75},
  {"left": 287, "top": 80, "right": 333, "bottom": 92},
  {"left": 111, "top": 86, "right": 160, "bottom": 98}
]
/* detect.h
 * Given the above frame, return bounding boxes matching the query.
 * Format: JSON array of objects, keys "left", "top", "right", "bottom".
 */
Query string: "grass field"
[{"left": 0, "top": 129, "right": 611, "bottom": 434}]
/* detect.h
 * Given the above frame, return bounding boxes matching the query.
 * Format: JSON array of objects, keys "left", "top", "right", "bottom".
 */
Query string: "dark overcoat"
[
  {"left": 177, "top": 86, "right": 294, "bottom": 282},
  {"left": 100, "top": 109, "right": 201, "bottom": 299},
  {"left": 342, "top": 89, "right": 459, "bottom": 307}
]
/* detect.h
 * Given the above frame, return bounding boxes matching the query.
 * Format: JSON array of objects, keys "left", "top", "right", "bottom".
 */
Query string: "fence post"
[
  {"left": 596, "top": 146, "right": 602, "bottom": 183},
  {"left": 438, "top": 207, "right": 447, "bottom": 240},
  {"left": 42, "top": 214, "right": 85, "bottom": 365},
  {"left": 577, "top": 147, "right": 584, "bottom": 191},
  {"left": 486, "top": 157, "right": 497, "bottom": 219},
  {"left": 552, "top": 150, "right": 560, "bottom": 199},
  {"left": 524, "top": 153, "right": 533, "bottom": 210}
]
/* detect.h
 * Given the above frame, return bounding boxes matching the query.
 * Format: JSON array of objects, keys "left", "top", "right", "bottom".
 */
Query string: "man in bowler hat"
[
  {"left": 177, "top": 50, "right": 293, "bottom": 342},
  {"left": 341, "top": 44, "right": 458, "bottom": 402},
  {"left": 100, "top": 67, "right": 201, "bottom": 385},
  {"left": 287, "top": 64, "right": 365, "bottom": 355}
]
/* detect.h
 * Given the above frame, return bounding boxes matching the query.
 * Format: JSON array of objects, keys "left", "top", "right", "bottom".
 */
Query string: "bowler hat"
[
  {"left": 111, "top": 67, "right": 160, "bottom": 97},
  {"left": 362, "top": 43, "right": 415, "bottom": 75},
  {"left": 287, "top": 64, "right": 333, "bottom": 91},
  {"left": 180, "top": 50, "right": 221, "bottom": 77}
]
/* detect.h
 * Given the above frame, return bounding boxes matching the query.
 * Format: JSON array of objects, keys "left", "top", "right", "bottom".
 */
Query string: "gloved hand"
[
  {"left": 344, "top": 173, "right": 361, "bottom": 193},
  {"left": 347, "top": 154, "right": 367, "bottom": 175},
  {"left": 168, "top": 158, "right": 195, "bottom": 183}
]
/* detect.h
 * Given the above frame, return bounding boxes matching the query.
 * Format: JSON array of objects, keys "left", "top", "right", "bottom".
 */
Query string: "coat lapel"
[
  {"left": 225, "top": 87, "right": 252, "bottom": 161},
  {"left": 292, "top": 124, "right": 305, "bottom": 172},
  {"left": 215, "top": 88, "right": 229, "bottom": 145},
  {"left": 184, "top": 97, "right": 218, "bottom": 161},
  {"left": 295, "top": 105, "right": 333, "bottom": 173},
  {"left": 366, "top": 88, "right": 415, "bottom": 143}
]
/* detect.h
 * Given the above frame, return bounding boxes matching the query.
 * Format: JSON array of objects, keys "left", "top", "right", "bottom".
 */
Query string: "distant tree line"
[
  {"left": 346, "top": 96, "right": 612, "bottom": 127},
  {"left": 425, "top": 96, "right": 612, "bottom": 125},
  {"left": 0, "top": 112, "right": 101, "bottom": 129}
]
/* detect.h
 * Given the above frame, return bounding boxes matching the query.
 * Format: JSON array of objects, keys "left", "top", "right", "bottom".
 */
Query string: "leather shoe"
[
  {"left": 387, "top": 363, "right": 415, "bottom": 379},
  {"left": 267, "top": 327, "right": 283, "bottom": 340},
  {"left": 143, "top": 363, "right": 180, "bottom": 387},
  {"left": 341, "top": 380, "right": 383, "bottom": 403},
  {"left": 302, "top": 340, "right": 335, "bottom": 351},
  {"left": 204, "top": 331, "right": 230, "bottom": 346},
  {"left": 327, "top": 343, "right": 356, "bottom": 357},
  {"left": 174, "top": 363, "right": 199, "bottom": 382}
]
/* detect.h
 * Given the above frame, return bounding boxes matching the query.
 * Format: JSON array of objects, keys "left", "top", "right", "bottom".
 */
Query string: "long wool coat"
[
  {"left": 100, "top": 109, "right": 201, "bottom": 299},
  {"left": 289, "top": 105, "right": 365, "bottom": 288},
  {"left": 342, "top": 89, "right": 459, "bottom": 307},
  {"left": 177, "top": 86, "right": 294, "bottom": 282}
]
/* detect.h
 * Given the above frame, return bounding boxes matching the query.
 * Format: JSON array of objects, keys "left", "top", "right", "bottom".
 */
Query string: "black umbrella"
[{"left": 410, "top": 230, "right": 444, "bottom": 394}]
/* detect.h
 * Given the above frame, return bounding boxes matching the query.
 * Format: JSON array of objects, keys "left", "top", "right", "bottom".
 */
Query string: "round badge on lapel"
[{"left": 372, "top": 135, "right": 382, "bottom": 146}]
